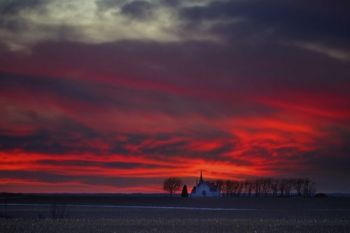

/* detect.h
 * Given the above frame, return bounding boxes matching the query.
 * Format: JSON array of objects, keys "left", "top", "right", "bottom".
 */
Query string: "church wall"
[{"left": 191, "top": 183, "right": 220, "bottom": 197}]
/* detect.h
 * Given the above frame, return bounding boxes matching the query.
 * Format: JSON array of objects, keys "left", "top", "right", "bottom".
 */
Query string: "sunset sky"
[{"left": 0, "top": 0, "right": 349, "bottom": 193}]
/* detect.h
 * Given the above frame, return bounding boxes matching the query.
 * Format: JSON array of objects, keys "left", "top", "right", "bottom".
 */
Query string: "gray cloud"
[
  {"left": 121, "top": 1, "right": 154, "bottom": 19},
  {"left": 1, "top": 0, "right": 349, "bottom": 56},
  {"left": 0, "top": 0, "right": 219, "bottom": 51}
]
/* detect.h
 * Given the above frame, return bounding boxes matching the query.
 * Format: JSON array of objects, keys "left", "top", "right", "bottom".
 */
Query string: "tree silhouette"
[
  {"left": 295, "top": 178, "right": 304, "bottom": 196},
  {"left": 215, "top": 179, "right": 224, "bottom": 193},
  {"left": 163, "top": 177, "right": 182, "bottom": 197},
  {"left": 220, "top": 177, "right": 316, "bottom": 198},
  {"left": 181, "top": 185, "right": 189, "bottom": 197},
  {"left": 224, "top": 180, "right": 234, "bottom": 197}
]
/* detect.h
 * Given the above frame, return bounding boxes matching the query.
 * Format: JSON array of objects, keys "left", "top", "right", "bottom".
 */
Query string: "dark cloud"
[
  {"left": 0, "top": 0, "right": 49, "bottom": 36},
  {"left": 27, "top": 39, "right": 350, "bottom": 95},
  {"left": 121, "top": 1, "right": 154, "bottom": 19},
  {"left": 0, "top": 116, "right": 237, "bottom": 160},
  {"left": 0, "top": 126, "right": 99, "bottom": 154},
  {"left": 0, "top": 0, "right": 46, "bottom": 15},
  {"left": 138, "top": 140, "right": 189, "bottom": 156},
  {"left": 114, "top": 130, "right": 238, "bottom": 160},
  {"left": 0, "top": 170, "right": 72, "bottom": 183},
  {"left": 131, "top": 130, "right": 236, "bottom": 159},
  {"left": 0, "top": 170, "right": 162, "bottom": 187},
  {"left": 0, "top": 130, "right": 69, "bottom": 154},
  {"left": 0, "top": 71, "right": 111, "bottom": 105},
  {"left": 37, "top": 159, "right": 168, "bottom": 169},
  {"left": 132, "top": 130, "right": 238, "bottom": 161},
  {"left": 0, "top": 111, "right": 101, "bottom": 154},
  {"left": 0, "top": 67, "right": 279, "bottom": 119},
  {"left": 241, "top": 146, "right": 272, "bottom": 159},
  {"left": 181, "top": 0, "right": 350, "bottom": 44},
  {"left": 160, "top": 0, "right": 179, "bottom": 7},
  {"left": 80, "top": 175, "right": 163, "bottom": 187}
]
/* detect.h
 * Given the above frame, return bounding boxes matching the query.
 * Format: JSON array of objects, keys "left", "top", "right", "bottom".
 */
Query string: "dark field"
[{"left": 1, "top": 194, "right": 350, "bottom": 232}]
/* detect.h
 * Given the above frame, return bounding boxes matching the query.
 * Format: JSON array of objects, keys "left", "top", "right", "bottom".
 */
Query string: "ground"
[
  {"left": 0, "top": 195, "right": 349, "bottom": 232},
  {"left": 2, "top": 218, "right": 350, "bottom": 233}
]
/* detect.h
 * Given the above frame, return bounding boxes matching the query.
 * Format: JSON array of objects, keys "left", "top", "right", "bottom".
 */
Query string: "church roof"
[{"left": 193, "top": 171, "right": 219, "bottom": 192}]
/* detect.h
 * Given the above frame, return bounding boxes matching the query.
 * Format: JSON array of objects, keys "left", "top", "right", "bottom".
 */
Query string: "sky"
[{"left": 0, "top": 0, "right": 349, "bottom": 193}]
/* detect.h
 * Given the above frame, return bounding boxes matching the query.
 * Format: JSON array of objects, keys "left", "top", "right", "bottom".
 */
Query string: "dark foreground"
[
  {"left": 1, "top": 194, "right": 349, "bottom": 233},
  {"left": 1, "top": 218, "right": 349, "bottom": 233}
]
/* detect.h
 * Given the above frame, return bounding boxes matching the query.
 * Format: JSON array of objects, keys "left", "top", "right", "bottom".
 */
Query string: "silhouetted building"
[{"left": 190, "top": 170, "right": 220, "bottom": 197}]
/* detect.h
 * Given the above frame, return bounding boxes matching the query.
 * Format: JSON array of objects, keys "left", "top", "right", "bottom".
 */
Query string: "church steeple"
[{"left": 199, "top": 170, "right": 203, "bottom": 183}]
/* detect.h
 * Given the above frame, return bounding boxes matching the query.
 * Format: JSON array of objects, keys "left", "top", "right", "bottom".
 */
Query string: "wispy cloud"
[{"left": 293, "top": 41, "right": 350, "bottom": 62}]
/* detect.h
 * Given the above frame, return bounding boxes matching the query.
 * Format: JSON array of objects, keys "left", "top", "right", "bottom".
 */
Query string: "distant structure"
[{"left": 190, "top": 170, "right": 220, "bottom": 197}]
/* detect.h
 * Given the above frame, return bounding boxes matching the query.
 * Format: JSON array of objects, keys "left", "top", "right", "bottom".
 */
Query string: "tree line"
[
  {"left": 163, "top": 177, "right": 316, "bottom": 197},
  {"left": 215, "top": 178, "right": 316, "bottom": 197}
]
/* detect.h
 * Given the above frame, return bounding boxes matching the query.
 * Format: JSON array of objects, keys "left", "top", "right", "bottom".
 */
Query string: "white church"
[{"left": 190, "top": 171, "right": 220, "bottom": 197}]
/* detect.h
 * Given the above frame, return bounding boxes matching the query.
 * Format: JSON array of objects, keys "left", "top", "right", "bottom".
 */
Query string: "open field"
[
  {"left": 1, "top": 195, "right": 350, "bottom": 232},
  {"left": 1, "top": 218, "right": 350, "bottom": 233},
  {"left": 2, "top": 194, "right": 350, "bottom": 209}
]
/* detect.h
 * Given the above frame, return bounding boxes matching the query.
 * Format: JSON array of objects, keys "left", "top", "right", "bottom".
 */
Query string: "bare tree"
[
  {"left": 236, "top": 181, "right": 244, "bottom": 197},
  {"left": 163, "top": 177, "right": 182, "bottom": 197},
  {"left": 261, "top": 178, "right": 272, "bottom": 197},
  {"left": 302, "top": 178, "right": 310, "bottom": 197},
  {"left": 309, "top": 181, "right": 316, "bottom": 197},
  {"left": 284, "top": 178, "right": 294, "bottom": 197},
  {"left": 278, "top": 179, "right": 288, "bottom": 197},
  {"left": 224, "top": 180, "right": 235, "bottom": 197},
  {"left": 295, "top": 178, "right": 304, "bottom": 196},
  {"left": 302, "top": 178, "right": 316, "bottom": 197},
  {"left": 253, "top": 179, "right": 263, "bottom": 197},
  {"left": 232, "top": 181, "right": 240, "bottom": 196},
  {"left": 246, "top": 180, "right": 253, "bottom": 197},
  {"left": 215, "top": 179, "right": 225, "bottom": 195},
  {"left": 270, "top": 179, "right": 279, "bottom": 197}
]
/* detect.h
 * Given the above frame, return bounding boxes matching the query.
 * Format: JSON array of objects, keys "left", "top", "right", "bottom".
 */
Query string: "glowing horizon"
[{"left": 0, "top": 0, "right": 349, "bottom": 193}]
